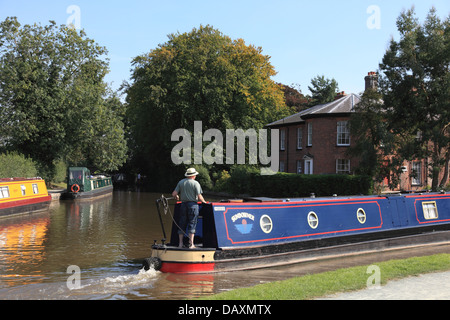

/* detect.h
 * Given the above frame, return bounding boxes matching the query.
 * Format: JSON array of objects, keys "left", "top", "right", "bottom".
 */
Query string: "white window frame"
[
  {"left": 304, "top": 159, "right": 313, "bottom": 175},
  {"left": 337, "top": 121, "right": 350, "bottom": 146},
  {"left": 411, "top": 161, "right": 422, "bottom": 185},
  {"left": 422, "top": 201, "right": 438, "bottom": 220},
  {"left": 307, "top": 211, "right": 319, "bottom": 229},
  {"left": 0, "top": 186, "right": 10, "bottom": 199},
  {"left": 297, "top": 127, "right": 303, "bottom": 149},
  {"left": 280, "top": 129, "right": 286, "bottom": 151},
  {"left": 336, "top": 159, "right": 351, "bottom": 174},
  {"left": 307, "top": 123, "right": 313, "bottom": 146}
]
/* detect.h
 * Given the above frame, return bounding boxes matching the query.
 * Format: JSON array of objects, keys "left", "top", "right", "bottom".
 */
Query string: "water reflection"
[{"left": 0, "top": 212, "right": 50, "bottom": 286}]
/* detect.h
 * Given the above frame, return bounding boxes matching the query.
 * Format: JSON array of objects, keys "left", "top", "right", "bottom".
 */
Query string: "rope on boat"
[{"left": 157, "top": 195, "right": 189, "bottom": 240}]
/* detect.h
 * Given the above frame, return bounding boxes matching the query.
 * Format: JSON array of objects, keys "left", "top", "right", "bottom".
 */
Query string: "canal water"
[{"left": 0, "top": 191, "right": 449, "bottom": 300}]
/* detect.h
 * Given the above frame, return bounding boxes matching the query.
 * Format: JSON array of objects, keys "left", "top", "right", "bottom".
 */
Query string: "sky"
[{"left": 1, "top": 0, "right": 449, "bottom": 96}]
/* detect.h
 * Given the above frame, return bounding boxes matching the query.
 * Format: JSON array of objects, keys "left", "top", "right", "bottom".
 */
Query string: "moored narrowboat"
[
  {"left": 0, "top": 178, "right": 52, "bottom": 218},
  {"left": 144, "top": 192, "right": 450, "bottom": 273},
  {"left": 62, "top": 167, "right": 113, "bottom": 200}
]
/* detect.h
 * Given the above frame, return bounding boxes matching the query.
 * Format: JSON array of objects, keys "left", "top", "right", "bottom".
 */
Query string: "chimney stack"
[{"left": 365, "top": 71, "right": 378, "bottom": 91}]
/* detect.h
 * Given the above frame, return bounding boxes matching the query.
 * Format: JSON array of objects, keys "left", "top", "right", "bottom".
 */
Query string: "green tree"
[
  {"left": 0, "top": 17, "right": 127, "bottom": 179},
  {"left": 379, "top": 7, "right": 450, "bottom": 190},
  {"left": 126, "top": 25, "right": 290, "bottom": 185},
  {"left": 308, "top": 75, "right": 339, "bottom": 105},
  {"left": 349, "top": 88, "right": 404, "bottom": 190},
  {"left": 0, "top": 152, "right": 37, "bottom": 178}
]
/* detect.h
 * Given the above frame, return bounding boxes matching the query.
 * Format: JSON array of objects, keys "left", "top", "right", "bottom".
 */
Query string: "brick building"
[
  {"left": 266, "top": 91, "right": 361, "bottom": 176},
  {"left": 267, "top": 72, "right": 449, "bottom": 191}
]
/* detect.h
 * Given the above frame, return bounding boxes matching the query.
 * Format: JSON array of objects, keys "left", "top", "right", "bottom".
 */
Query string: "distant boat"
[
  {"left": 145, "top": 192, "right": 450, "bottom": 273},
  {"left": 0, "top": 177, "right": 52, "bottom": 218},
  {"left": 62, "top": 167, "right": 113, "bottom": 200}
]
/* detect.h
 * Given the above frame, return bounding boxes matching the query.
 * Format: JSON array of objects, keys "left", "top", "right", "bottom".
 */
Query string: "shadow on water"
[{"left": 0, "top": 191, "right": 449, "bottom": 300}]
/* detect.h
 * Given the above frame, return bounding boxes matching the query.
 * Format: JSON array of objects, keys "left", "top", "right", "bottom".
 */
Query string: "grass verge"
[{"left": 200, "top": 253, "right": 450, "bottom": 300}]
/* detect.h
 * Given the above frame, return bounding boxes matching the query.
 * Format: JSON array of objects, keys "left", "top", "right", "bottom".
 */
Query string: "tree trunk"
[{"left": 439, "top": 151, "right": 449, "bottom": 188}]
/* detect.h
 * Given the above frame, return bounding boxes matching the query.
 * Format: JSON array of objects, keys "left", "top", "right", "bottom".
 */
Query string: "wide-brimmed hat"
[{"left": 185, "top": 168, "right": 199, "bottom": 177}]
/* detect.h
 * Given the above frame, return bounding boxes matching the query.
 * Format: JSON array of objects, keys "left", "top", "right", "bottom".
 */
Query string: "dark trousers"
[{"left": 178, "top": 202, "right": 199, "bottom": 235}]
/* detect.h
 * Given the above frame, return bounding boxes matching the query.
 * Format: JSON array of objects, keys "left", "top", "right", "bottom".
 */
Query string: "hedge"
[{"left": 227, "top": 171, "right": 373, "bottom": 198}]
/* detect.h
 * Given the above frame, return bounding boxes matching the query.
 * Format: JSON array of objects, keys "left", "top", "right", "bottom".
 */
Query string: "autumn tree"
[
  {"left": 126, "top": 25, "right": 290, "bottom": 185},
  {"left": 279, "top": 83, "right": 311, "bottom": 112}
]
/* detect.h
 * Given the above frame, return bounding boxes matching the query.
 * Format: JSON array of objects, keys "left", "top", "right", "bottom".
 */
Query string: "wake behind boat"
[{"left": 144, "top": 192, "right": 450, "bottom": 273}]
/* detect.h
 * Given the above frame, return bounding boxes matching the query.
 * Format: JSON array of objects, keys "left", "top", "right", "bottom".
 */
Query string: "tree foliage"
[
  {"left": 0, "top": 152, "right": 37, "bottom": 178},
  {"left": 308, "top": 75, "right": 339, "bottom": 105},
  {"left": 379, "top": 7, "right": 450, "bottom": 190},
  {"left": 349, "top": 88, "right": 404, "bottom": 189},
  {"left": 0, "top": 17, "right": 127, "bottom": 179},
  {"left": 351, "top": 7, "right": 449, "bottom": 191},
  {"left": 279, "top": 83, "right": 311, "bottom": 112},
  {"left": 126, "top": 25, "right": 291, "bottom": 183}
]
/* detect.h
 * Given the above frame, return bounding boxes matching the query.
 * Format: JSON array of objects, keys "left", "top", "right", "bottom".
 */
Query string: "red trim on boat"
[
  {"left": 160, "top": 262, "right": 215, "bottom": 273},
  {"left": 0, "top": 195, "right": 52, "bottom": 210}
]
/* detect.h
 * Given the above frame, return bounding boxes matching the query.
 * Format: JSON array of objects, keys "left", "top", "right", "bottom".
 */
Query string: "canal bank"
[
  {"left": 200, "top": 252, "right": 450, "bottom": 300},
  {"left": 320, "top": 270, "right": 450, "bottom": 300}
]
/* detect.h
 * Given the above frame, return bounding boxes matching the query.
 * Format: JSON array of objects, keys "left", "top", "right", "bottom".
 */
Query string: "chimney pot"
[{"left": 365, "top": 71, "right": 378, "bottom": 91}]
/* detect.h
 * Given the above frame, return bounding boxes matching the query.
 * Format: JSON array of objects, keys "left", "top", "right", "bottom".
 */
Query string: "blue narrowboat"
[{"left": 144, "top": 192, "right": 450, "bottom": 273}]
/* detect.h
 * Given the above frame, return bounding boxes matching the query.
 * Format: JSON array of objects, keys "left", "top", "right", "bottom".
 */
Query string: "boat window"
[
  {"left": 422, "top": 201, "right": 438, "bottom": 220},
  {"left": 308, "top": 212, "right": 319, "bottom": 229},
  {"left": 357, "top": 208, "right": 366, "bottom": 224},
  {"left": 32, "top": 183, "right": 39, "bottom": 194},
  {"left": 0, "top": 186, "right": 10, "bottom": 199},
  {"left": 21, "top": 185, "right": 26, "bottom": 196},
  {"left": 260, "top": 215, "right": 273, "bottom": 234},
  {"left": 70, "top": 170, "right": 83, "bottom": 181}
]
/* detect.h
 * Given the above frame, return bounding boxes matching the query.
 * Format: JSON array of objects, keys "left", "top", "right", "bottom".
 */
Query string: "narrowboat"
[
  {"left": 0, "top": 178, "right": 52, "bottom": 218},
  {"left": 144, "top": 192, "right": 450, "bottom": 273},
  {"left": 62, "top": 167, "right": 113, "bottom": 200}
]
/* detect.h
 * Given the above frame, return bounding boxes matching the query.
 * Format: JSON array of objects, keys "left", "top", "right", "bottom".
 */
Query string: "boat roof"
[
  {"left": 214, "top": 191, "right": 447, "bottom": 204},
  {"left": 0, "top": 177, "right": 44, "bottom": 183}
]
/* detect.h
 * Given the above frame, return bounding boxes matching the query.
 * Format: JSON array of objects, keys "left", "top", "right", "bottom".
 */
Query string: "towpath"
[{"left": 320, "top": 271, "right": 450, "bottom": 300}]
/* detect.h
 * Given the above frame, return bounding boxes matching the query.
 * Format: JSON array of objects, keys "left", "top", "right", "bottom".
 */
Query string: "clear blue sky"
[{"left": 1, "top": 0, "right": 449, "bottom": 95}]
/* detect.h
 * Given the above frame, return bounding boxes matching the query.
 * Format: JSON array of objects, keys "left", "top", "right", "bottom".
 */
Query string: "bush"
[
  {"left": 52, "top": 159, "right": 68, "bottom": 184},
  {"left": 195, "top": 165, "right": 213, "bottom": 190},
  {"left": 227, "top": 165, "right": 259, "bottom": 195},
  {"left": 214, "top": 170, "right": 231, "bottom": 192},
  {"left": 0, "top": 152, "right": 38, "bottom": 178},
  {"left": 226, "top": 168, "right": 373, "bottom": 197}
]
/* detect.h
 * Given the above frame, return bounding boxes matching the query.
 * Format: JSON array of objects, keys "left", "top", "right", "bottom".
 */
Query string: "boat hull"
[
  {"left": 0, "top": 179, "right": 52, "bottom": 218},
  {"left": 146, "top": 192, "right": 450, "bottom": 273},
  {"left": 150, "top": 229, "right": 450, "bottom": 274},
  {"left": 61, "top": 185, "right": 113, "bottom": 200}
]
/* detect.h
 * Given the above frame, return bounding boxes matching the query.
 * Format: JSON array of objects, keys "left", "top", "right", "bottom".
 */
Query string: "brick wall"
[{"left": 278, "top": 115, "right": 359, "bottom": 175}]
